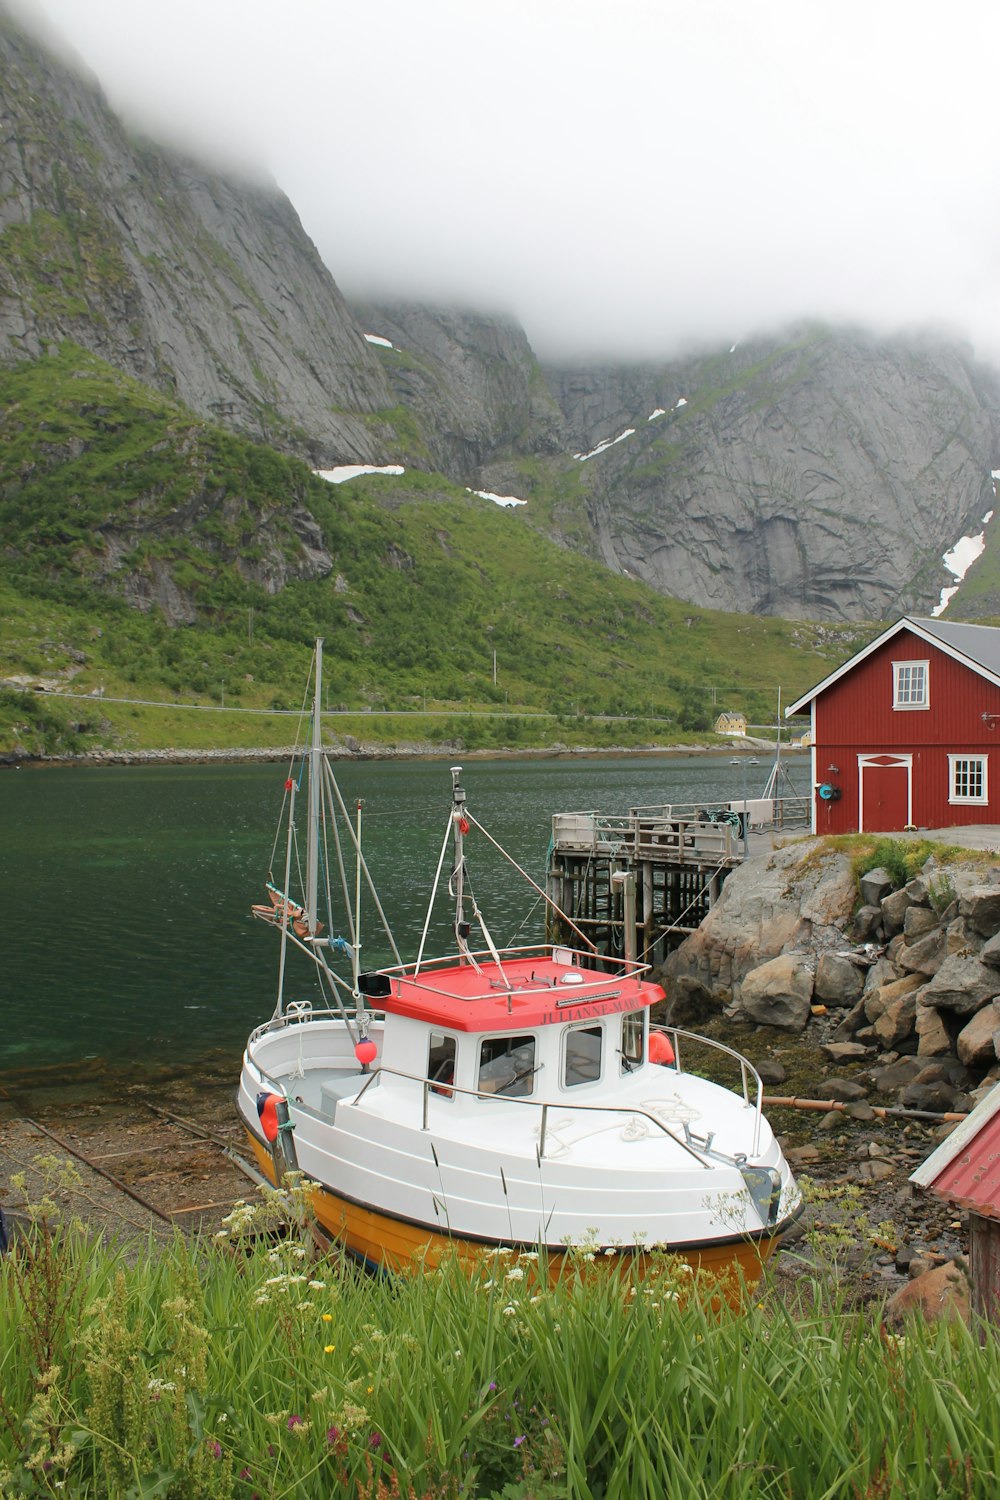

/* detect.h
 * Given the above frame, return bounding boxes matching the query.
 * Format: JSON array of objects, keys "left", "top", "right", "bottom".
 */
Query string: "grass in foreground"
[{"left": 0, "top": 1163, "right": 995, "bottom": 1499}]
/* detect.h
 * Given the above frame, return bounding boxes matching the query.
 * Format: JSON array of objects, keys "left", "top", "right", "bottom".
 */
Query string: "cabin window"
[
  {"left": 620, "top": 1011, "right": 645, "bottom": 1073},
  {"left": 563, "top": 1024, "right": 603, "bottom": 1088},
  {"left": 893, "top": 660, "right": 929, "bottom": 710},
  {"left": 478, "top": 1035, "right": 536, "bottom": 1097},
  {"left": 949, "top": 754, "right": 988, "bottom": 804},
  {"left": 428, "top": 1032, "right": 457, "bottom": 1098}
]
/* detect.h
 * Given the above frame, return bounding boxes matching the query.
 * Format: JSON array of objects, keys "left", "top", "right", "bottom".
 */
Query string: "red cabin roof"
[
  {"left": 910, "top": 1084, "right": 1000, "bottom": 1218},
  {"left": 378, "top": 953, "right": 661, "bottom": 1033}
]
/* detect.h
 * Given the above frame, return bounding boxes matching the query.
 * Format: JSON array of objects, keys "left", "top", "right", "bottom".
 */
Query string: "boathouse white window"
[
  {"left": 428, "top": 1032, "right": 457, "bottom": 1098},
  {"left": 949, "top": 754, "right": 988, "bottom": 804},
  {"left": 478, "top": 1035, "right": 536, "bottom": 1096},
  {"left": 620, "top": 1011, "right": 645, "bottom": 1074},
  {"left": 892, "top": 660, "right": 929, "bottom": 710},
  {"left": 563, "top": 1024, "right": 603, "bottom": 1088}
]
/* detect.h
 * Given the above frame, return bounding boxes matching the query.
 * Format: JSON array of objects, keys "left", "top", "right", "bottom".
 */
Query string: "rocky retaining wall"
[{"left": 662, "top": 839, "right": 1000, "bottom": 1116}]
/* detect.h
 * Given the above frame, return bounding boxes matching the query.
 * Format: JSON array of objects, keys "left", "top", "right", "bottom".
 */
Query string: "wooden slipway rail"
[{"left": 0, "top": 1099, "right": 260, "bottom": 1243}]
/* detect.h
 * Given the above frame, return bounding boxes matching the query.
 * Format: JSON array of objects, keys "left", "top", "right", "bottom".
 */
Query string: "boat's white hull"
[
  {"left": 238, "top": 1017, "right": 800, "bottom": 1291},
  {"left": 241, "top": 1124, "right": 789, "bottom": 1293}
]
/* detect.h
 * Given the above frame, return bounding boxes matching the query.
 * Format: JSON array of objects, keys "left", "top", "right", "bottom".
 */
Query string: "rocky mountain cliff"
[
  {"left": 537, "top": 331, "right": 1000, "bottom": 621},
  {"left": 0, "top": 7, "right": 394, "bottom": 465},
  {"left": 5, "top": 4, "right": 1000, "bottom": 625}
]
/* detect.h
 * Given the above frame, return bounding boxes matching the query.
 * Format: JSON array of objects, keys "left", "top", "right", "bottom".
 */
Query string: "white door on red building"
[{"left": 858, "top": 754, "right": 912, "bottom": 831}]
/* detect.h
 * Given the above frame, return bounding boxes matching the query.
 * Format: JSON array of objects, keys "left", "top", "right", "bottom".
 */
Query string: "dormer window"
[{"left": 893, "top": 660, "right": 929, "bottom": 710}]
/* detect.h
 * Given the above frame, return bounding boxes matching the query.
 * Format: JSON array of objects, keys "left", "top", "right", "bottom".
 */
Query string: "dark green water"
[{"left": 0, "top": 754, "right": 808, "bottom": 1073}]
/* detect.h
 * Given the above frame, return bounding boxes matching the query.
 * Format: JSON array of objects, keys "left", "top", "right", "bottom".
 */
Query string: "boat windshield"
[
  {"left": 621, "top": 1010, "right": 645, "bottom": 1073},
  {"left": 478, "top": 1036, "right": 536, "bottom": 1097},
  {"left": 563, "top": 1024, "right": 603, "bottom": 1087}
]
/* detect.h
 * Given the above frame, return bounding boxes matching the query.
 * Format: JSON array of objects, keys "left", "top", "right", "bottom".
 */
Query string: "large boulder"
[
  {"left": 873, "top": 989, "right": 919, "bottom": 1049},
  {"left": 915, "top": 1003, "right": 952, "bottom": 1057},
  {"left": 662, "top": 841, "right": 854, "bottom": 1005},
  {"left": 860, "top": 867, "right": 894, "bottom": 906},
  {"left": 956, "top": 1002, "right": 1000, "bottom": 1067},
  {"left": 814, "top": 953, "right": 864, "bottom": 1008},
  {"left": 883, "top": 1261, "right": 969, "bottom": 1328},
  {"left": 865, "top": 971, "right": 924, "bottom": 1024},
  {"left": 959, "top": 886, "right": 1000, "bottom": 939},
  {"left": 920, "top": 955, "right": 1000, "bottom": 1017},
  {"left": 896, "top": 929, "right": 947, "bottom": 977},
  {"left": 738, "top": 954, "right": 814, "bottom": 1031},
  {"left": 903, "top": 906, "right": 940, "bottom": 941},
  {"left": 880, "top": 887, "right": 913, "bottom": 937}
]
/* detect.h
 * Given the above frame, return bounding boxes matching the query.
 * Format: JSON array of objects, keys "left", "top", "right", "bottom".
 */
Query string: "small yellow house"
[{"left": 714, "top": 711, "right": 747, "bottom": 737}]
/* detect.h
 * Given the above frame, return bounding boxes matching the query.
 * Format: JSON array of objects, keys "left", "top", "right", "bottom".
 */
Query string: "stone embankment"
[
  {"left": 662, "top": 837, "right": 1000, "bottom": 1314},
  {"left": 663, "top": 839, "right": 1000, "bottom": 1116}
]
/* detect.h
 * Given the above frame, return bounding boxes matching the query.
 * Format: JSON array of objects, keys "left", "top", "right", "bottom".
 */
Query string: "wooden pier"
[{"left": 545, "top": 797, "right": 806, "bottom": 965}]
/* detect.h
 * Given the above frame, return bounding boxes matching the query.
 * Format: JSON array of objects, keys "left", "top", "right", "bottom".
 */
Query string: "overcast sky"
[{"left": 13, "top": 0, "right": 1000, "bottom": 361}]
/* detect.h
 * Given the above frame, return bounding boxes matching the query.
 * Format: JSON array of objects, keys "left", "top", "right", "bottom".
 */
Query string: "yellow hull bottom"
[{"left": 245, "top": 1131, "right": 781, "bottom": 1300}]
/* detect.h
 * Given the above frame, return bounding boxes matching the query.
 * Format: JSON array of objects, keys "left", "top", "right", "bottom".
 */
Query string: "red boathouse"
[{"left": 786, "top": 616, "right": 1000, "bottom": 835}]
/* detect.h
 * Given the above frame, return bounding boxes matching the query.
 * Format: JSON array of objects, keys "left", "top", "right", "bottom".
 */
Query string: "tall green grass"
[{"left": 0, "top": 1168, "right": 995, "bottom": 1498}]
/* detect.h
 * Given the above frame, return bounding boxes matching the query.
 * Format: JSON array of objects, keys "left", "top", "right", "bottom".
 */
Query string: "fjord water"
[{"left": 0, "top": 755, "right": 808, "bottom": 1074}]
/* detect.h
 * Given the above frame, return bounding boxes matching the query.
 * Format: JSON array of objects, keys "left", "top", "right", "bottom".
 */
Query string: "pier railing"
[{"left": 552, "top": 796, "right": 810, "bottom": 860}]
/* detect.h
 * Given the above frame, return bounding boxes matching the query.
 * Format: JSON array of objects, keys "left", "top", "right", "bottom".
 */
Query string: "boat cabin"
[{"left": 365, "top": 948, "right": 660, "bottom": 1112}]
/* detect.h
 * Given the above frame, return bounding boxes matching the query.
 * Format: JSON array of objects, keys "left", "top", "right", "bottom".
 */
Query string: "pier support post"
[{"left": 611, "top": 870, "right": 637, "bottom": 964}]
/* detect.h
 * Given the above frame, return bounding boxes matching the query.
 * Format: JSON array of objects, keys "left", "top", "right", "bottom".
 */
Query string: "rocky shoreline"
[
  {"left": 1, "top": 737, "right": 789, "bottom": 768},
  {"left": 661, "top": 836, "right": 1000, "bottom": 1315}
]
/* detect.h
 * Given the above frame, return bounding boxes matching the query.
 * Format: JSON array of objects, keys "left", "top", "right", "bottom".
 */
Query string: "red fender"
[
  {"left": 256, "top": 1091, "right": 283, "bottom": 1143},
  {"left": 648, "top": 1031, "right": 675, "bottom": 1066}
]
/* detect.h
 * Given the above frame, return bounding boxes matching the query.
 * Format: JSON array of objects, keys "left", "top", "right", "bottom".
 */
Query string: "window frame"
[
  {"left": 892, "top": 659, "right": 930, "bottom": 711},
  {"left": 948, "top": 754, "right": 988, "bottom": 805},
  {"left": 561, "top": 1022, "right": 604, "bottom": 1090},
  {"left": 427, "top": 1030, "right": 459, "bottom": 1100},
  {"left": 620, "top": 1010, "right": 645, "bottom": 1074},
  {"left": 477, "top": 1034, "right": 537, "bottom": 1098}
]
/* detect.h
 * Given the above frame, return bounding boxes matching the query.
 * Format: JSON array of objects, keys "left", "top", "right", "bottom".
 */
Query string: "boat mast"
[
  {"left": 274, "top": 777, "right": 296, "bottom": 1018},
  {"left": 305, "top": 638, "right": 323, "bottom": 937},
  {"left": 451, "top": 765, "right": 472, "bottom": 960}
]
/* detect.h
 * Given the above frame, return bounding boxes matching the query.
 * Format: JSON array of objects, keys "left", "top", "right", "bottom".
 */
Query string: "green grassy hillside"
[{"left": 0, "top": 346, "right": 876, "bottom": 756}]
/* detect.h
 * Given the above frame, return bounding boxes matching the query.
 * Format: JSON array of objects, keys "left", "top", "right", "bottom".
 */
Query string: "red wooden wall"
[{"left": 811, "top": 628, "right": 1000, "bottom": 833}]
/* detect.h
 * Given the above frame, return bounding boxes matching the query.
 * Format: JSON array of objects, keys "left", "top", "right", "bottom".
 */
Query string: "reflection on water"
[{"left": 1, "top": 753, "right": 808, "bottom": 1071}]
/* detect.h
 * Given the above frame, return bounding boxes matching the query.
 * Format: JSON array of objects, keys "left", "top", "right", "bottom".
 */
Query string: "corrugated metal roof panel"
[{"left": 912, "top": 1084, "right": 1000, "bottom": 1218}]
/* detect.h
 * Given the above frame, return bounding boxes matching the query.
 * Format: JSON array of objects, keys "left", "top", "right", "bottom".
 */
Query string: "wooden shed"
[
  {"left": 785, "top": 616, "right": 1000, "bottom": 834},
  {"left": 911, "top": 1084, "right": 1000, "bottom": 1326}
]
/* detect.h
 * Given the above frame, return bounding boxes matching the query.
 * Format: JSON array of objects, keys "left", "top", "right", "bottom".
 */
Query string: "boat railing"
[
  {"left": 650, "top": 1025, "right": 763, "bottom": 1156},
  {"left": 371, "top": 943, "right": 652, "bottom": 1000},
  {"left": 348, "top": 1064, "right": 718, "bottom": 1167},
  {"left": 247, "top": 1005, "right": 387, "bottom": 1047},
  {"left": 246, "top": 1010, "right": 764, "bottom": 1160},
  {"left": 349, "top": 1026, "right": 764, "bottom": 1163}
]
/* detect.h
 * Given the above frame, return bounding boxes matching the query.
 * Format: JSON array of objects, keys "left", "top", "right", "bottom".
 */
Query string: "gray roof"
[{"left": 911, "top": 617, "right": 1000, "bottom": 678}]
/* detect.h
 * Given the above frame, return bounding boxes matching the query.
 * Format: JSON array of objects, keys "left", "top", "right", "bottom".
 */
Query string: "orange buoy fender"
[
  {"left": 649, "top": 1031, "right": 675, "bottom": 1066},
  {"left": 256, "top": 1091, "right": 283, "bottom": 1143}
]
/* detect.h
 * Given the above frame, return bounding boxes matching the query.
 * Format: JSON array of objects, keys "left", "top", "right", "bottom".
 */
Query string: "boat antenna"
[
  {"left": 450, "top": 766, "right": 472, "bottom": 960},
  {"left": 305, "top": 638, "right": 323, "bottom": 938}
]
